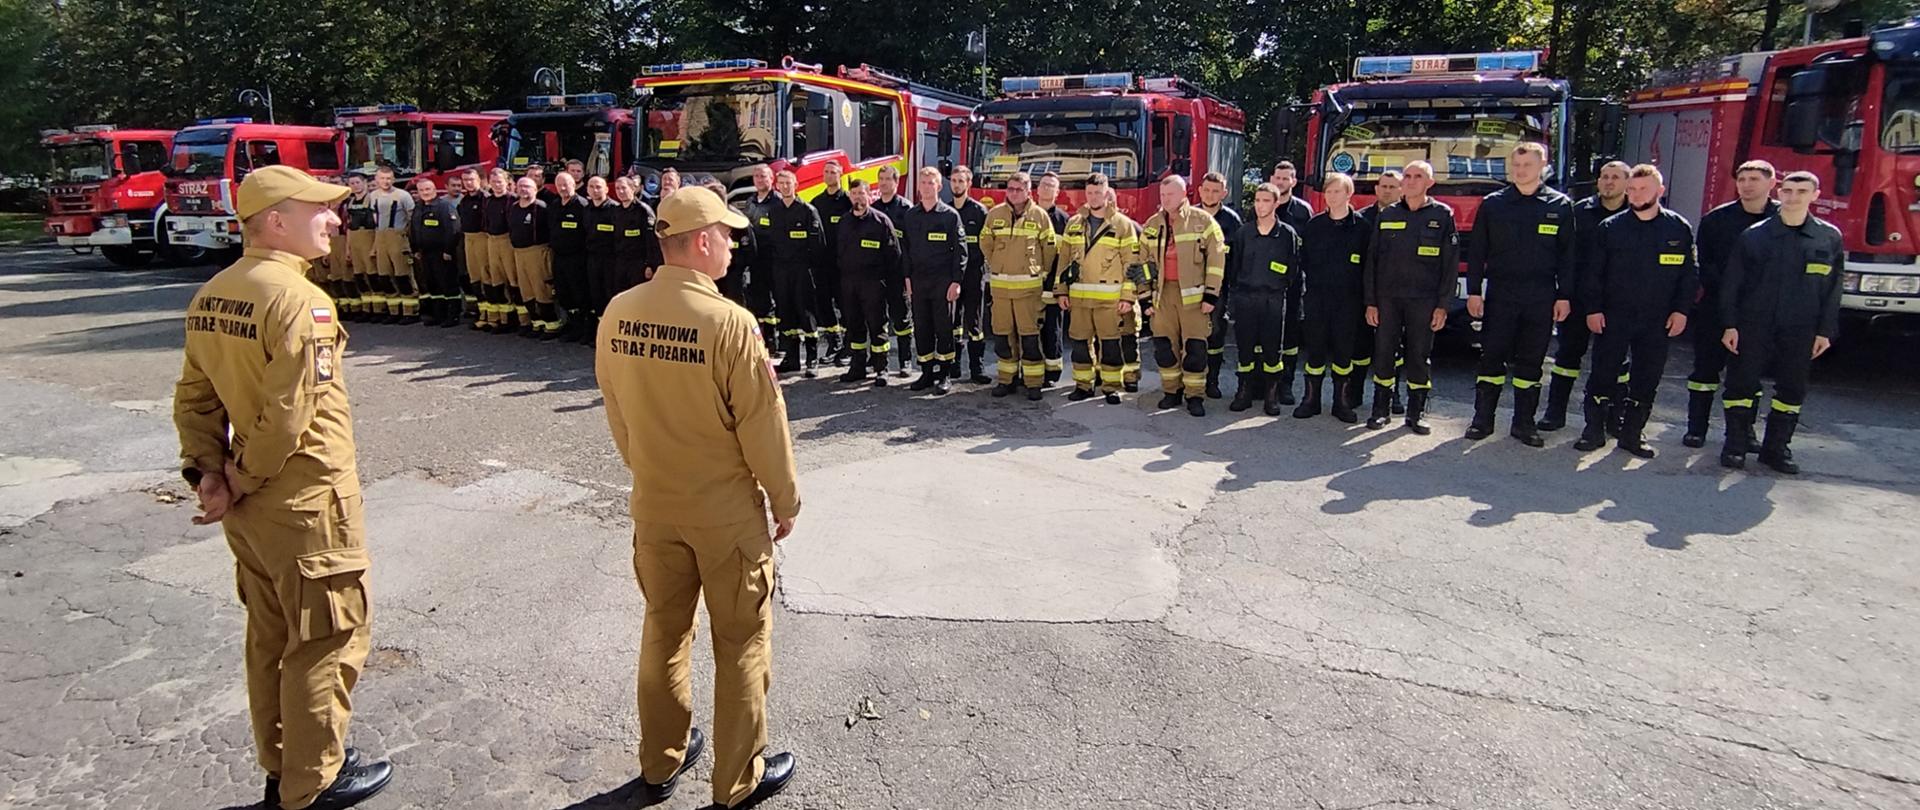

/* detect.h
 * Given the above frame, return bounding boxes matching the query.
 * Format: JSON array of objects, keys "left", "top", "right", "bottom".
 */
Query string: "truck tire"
[
  {"left": 159, "top": 241, "right": 208, "bottom": 266},
  {"left": 100, "top": 245, "right": 154, "bottom": 268}
]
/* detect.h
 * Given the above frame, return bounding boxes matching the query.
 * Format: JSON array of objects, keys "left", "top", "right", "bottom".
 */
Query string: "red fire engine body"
[
  {"left": 165, "top": 117, "right": 343, "bottom": 252},
  {"left": 334, "top": 104, "right": 504, "bottom": 188},
  {"left": 40, "top": 125, "right": 181, "bottom": 267}
]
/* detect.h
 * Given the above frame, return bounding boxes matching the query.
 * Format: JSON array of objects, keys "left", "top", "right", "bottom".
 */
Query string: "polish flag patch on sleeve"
[{"left": 311, "top": 307, "right": 333, "bottom": 324}]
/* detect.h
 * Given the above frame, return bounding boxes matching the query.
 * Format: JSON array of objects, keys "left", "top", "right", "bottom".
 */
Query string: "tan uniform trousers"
[
  {"left": 1151, "top": 284, "right": 1212, "bottom": 397},
  {"left": 632, "top": 516, "right": 774, "bottom": 808},
  {"left": 327, "top": 234, "right": 352, "bottom": 282},
  {"left": 347, "top": 229, "right": 379, "bottom": 313},
  {"left": 511, "top": 244, "right": 555, "bottom": 305},
  {"left": 373, "top": 230, "right": 417, "bottom": 317},
  {"left": 1120, "top": 307, "right": 1142, "bottom": 385},
  {"left": 1066, "top": 294, "right": 1125, "bottom": 393},
  {"left": 225, "top": 488, "right": 371, "bottom": 810},
  {"left": 463, "top": 232, "right": 491, "bottom": 286},
  {"left": 988, "top": 287, "right": 1044, "bottom": 386}
]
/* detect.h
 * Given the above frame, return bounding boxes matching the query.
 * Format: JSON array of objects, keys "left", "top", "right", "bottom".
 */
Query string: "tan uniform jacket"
[
  {"left": 174, "top": 248, "right": 358, "bottom": 506},
  {"left": 596, "top": 265, "right": 800, "bottom": 526},
  {"left": 1139, "top": 203, "right": 1228, "bottom": 304},
  {"left": 979, "top": 201, "right": 1058, "bottom": 296},
  {"left": 1058, "top": 210, "right": 1143, "bottom": 302}
]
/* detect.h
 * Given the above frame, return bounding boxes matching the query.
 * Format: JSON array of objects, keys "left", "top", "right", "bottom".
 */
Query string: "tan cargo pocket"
[{"left": 295, "top": 546, "right": 371, "bottom": 641}]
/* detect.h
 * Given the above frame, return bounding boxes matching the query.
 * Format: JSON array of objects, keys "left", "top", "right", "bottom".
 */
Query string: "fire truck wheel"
[
  {"left": 160, "top": 243, "right": 208, "bottom": 267},
  {"left": 100, "top": 245, "right": 154, "bottom": 269}
]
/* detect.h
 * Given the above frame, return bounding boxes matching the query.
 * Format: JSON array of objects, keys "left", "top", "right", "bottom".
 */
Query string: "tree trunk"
[
  {"left": 1567, "top": 0, "right": 1595, "bottom": 93},
  {"left": 1760, "top": 0, "right": 1783, "bottom": 50}
]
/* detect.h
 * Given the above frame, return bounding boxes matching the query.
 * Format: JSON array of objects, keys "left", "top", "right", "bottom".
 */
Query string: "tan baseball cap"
[
  {"left": 654, "top": 186, "right": 749, "bottom": 237},
  {"left": 235, "top": 165, "right": 350, "bottom": 221}
]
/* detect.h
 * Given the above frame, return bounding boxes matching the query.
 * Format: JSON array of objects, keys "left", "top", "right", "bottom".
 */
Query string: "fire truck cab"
[
  {"left": 165, "top": 117, "right": 343, "bottom": 252},
  {"left": 1625, "top": 20, "right": 1920, "bottom": 323},
  {"left": 631, "top": 57, "right": 982, "bottom": 205},
  {"left": 335, "top": 104, "right": 504, "bottom": 188},
  {"left": 1278, "top": 51, "right": 1605, "bottom": 325},
  {"left": 40, "top": 125, "right": 180, "bottom": 267},
  {"left": 969, "top": 72, "right": 1248, "bottom": 221},
  {"left": 496, "top": 93, "right": 636, "bottom": 182}
]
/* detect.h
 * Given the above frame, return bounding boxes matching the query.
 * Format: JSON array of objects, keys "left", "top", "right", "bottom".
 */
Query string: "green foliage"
[{"left": 3, "top": 0, "right": 1913, "bottom": 178}]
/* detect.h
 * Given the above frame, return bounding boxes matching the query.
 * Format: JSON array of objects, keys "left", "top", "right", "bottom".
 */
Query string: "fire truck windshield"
[
  {"left": 346, "top": 123, "right": 422, "bottom": 173},
  {"left": 1881, "top": 69, "right": 1920, "bottom": 153},
  {"left": 48, "top": 142, "right": 111, "bottom": 184},
  {"left": 978, "top": 116, "right": 1143, "bottom": 189},
  {"left": 1322, "top": 106, "right": 1552, "bottom": 192},
  {"left": 501, "top": 115, "right": 614, "bottom": 177},
  {"left": 639, "top": 82, "right": 780, "bottom": 164},
  {"left": 169, "top": 131, "right": 230, "bottom": 179}
]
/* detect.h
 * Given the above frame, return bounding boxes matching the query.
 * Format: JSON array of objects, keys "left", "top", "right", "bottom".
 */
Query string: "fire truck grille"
[
  {"left": 53, "top": 195, "right": 92, "bottom": 214},
  {"left": 177, "top": 196, "right": 214, "bottom": 214}
]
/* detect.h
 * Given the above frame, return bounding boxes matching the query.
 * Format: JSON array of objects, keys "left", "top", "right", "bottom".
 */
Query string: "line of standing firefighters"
[{"left": 304, "top": 145, "right": 1842, "bottom": 473}]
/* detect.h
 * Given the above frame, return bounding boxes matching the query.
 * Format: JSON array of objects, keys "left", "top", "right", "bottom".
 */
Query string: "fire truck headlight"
[
  {"left": 98, "top": 215, "right": 127, "bottom": 229},
  {"left": 1843, "top": 272, "right": 1861, "bottom": 293}
]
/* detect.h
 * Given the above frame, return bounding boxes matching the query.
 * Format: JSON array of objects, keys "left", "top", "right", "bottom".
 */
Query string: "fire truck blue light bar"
[
  {"left": 193, "top": 117, "right": 254, "bottom": 126},
  {"left": 525, "top": 93, "right": 618, "bottom": 110},
  {"left": 641, "top": 59, "right": 769, "bottom": 76},
  {"left": 333, "top": 104, "right": 420, "bottom": 116},
  {"left": 1001, "top": 73, "right": 1134, "bottom": 93},
  {"left": 1353, "top": 51, "right": 1542, "bottom": 78}
]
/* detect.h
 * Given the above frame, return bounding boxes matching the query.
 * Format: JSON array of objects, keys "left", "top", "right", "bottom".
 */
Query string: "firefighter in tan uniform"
[
  {"left": 368, "top": 166, "right": 417, "bottom": 323},
  {"left": 342, "top": 173, "right": 379, "bottom": 320},
  {"left": 1139, "top": 175, "right": 1227, "bottom": 416},
  {"left": 594, "top": 185, "right": 799, "bottom": 810},
  {"left": 1057, "top": 173, "right": 1144, "bottom": 403},
  {"left": 172, "top": 166, "right": 392, "bottom": 810},
  {"left": 978, "top": 171, "right": 1056, "bottom": 400}
]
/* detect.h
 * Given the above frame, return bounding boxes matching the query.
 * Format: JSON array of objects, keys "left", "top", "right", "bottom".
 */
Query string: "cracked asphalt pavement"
[{"left": 2, "top": 247, "right": 1918, "bottom": 810}]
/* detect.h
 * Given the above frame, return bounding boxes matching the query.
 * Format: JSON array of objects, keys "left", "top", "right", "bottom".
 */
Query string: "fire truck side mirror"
[
  {"left": 1782, "top": 68, "right": 1831, "bottom": 152},
  {"left": 1171, "top": 116, "right": 1193, "bottom": 160},
  {"left": 938, "top": 119, "right": 955, "bottom": 159},
  {"left": 1272, "top": 107, "right": 1297, "bottom": 160}
]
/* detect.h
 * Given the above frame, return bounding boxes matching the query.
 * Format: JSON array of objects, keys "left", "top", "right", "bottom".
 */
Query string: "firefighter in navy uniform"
[
  {"left": 1684, "top": 160, "right": 1779, "bottom": 447},
  {"left": 833, "top": 178, "right": 902, "bottom": 387},
  {"left": 1462, "top": 142, "right": 1578, "bottom": 447},
  {"left": 611, "top": 176, "right": 659, "bottom": 299},
  {"left": 1035, "top": 172, "right": 1071, "bottom": 385},
  {"left": 812, "top": 161, "right": 853, "bottom": 365},
  {"left": 1363, "top": 160, "right": 1457, "bottom": 434},
  {"left": 1574, "top": 164, "right": 1698, "bottom": 458},
  {"left": 1717, "top": 171, "right": 1842, "bottom": 474},
  {"left": 548, "top": 172, "right": 592, "bottom": 342},
  {"left": 1196, "top": 172, "right": 1243, "bottom": 399},
  {"left": 948, "top": 165, "right": 993, "bottom": 384},
  {"left": 507, "top": 177, "right": 557, "bottom": 338},
  {"left": 899, "top": 167, "right": 967, "bottom": 394},
  {"left": 1361, "top": 171, "right": 1405, "bottom": 415},
  {"left": 582, "top": 175, "right": 619, "bottom": 344},
  {"left": 764, "top": 169, "right": 828, "bottom": 377},
  {"left": 744, "top": 165, "right": 782, "bottom": 354},
  {"left": 481, "top": 169, "right": 521, "bottom": 332},
  {"left": 1269, "top": 161, "right": 1315, "bottom": 404},
  {"left": 873, "top": 165, "right": 916, "bottom": 378},
  {"left": 457, "top": 169, "right": 489, "bottom": 329},
  {"left": 979, "top": 171, "right": 1056, "bottom": 400},
  {"left": 1539, "top": 160, "right": 1629, "bottom": 431},
  {"left": 1227, "top": 182, "right": 1303, "bottom": 417},
  {"left": 1296, "top": 174, "right": 1371, "bottom": 423},
  {"left": 409, "top": 178, "right": 462, "bottom": 327}
]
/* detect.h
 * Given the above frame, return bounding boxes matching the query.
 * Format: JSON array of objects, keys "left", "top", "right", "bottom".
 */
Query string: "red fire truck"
[
  {"left": 496, "top": 92, "right": 637, "bottom": 181},
  {"left": 40, "top": 125, "right": 185, "bottom": 267},
  {"left": 969, "top": 72, "right": 1247, "bottom": 220},
  {"left": 1625, "top": 19, "right": 1920, "bottom": 323},
  {"left": 631, "top": 57, "right": 983, "bottom": 204},
  {"left": 335, "top": 104, "right": 505, "bottom": 188},
  {"left": 165, "top": 117, "right": 343, "bottom": 253}
]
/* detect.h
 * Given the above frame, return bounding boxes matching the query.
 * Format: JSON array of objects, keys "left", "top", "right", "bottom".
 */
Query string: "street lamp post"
[{"left": 237, "top": 86, "right": 274, "bottom": 124}]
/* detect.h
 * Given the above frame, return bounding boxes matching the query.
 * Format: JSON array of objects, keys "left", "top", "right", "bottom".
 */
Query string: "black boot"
[
  {"left": 1719, "top": 405, "right": 1758, "bottom": 469},
  {"left": 895, "top": 335, "right": 914, "bottom": 378},
  {"left": 1157, "top": 391, "right": 1183, "bottom": 410},
  {"left": 1390, "top": 382, "right": 1406, "bottom": 415},
  {"left": 909, "top": 362, "right": 938, "bottom": 391},
  {"left": 839, "top": 353, "right": 869, "bottom": 384},
  {"left": 1539, "top": 373, "right": 1574, "bottom": 431},
  {"left": 1573, "top": 398, "right": 1610, "bottom": 451},
  {"left": 1404, "top": 389, "right": 1432, "bottom": 435},
  {"left": 826, "top": 331, "right": 847, "bottom": 366},
  {"left": 1510, "top": 385, "right": 1545, "bottom": 447},
  {"left": 1186, "top": 396, "right": 1206, "bottom": 417},
  {"left": 1273, "top": 367, "right": 1297, "bottom": 406},
  {"left": 1464, "top": 383, "right": 1501, "bottom": 440},
  {"left": 1365, "top": 383, "right": 1393, "bottom": 429},
  {"left": 1759, "top": 408, "right": 1801, "bottom": 474},
  {"left": 1292, "top": 375, "right": 1323, "bottom": 419},
  {"left": 802, "top": 337, "right": 820, "bottom": 379},
  {"left": 1229, "top": 371, "right": 1258, "bottom": 413},
  {"left": 774, "top": 338, "right": 802, "bottom": 374},
  {"left": 932, "top": 361, "right": 952, "bottom": 394},
  {"left": 1205, "top": 354, "right": 1224, "bottom": 399},
  {"left": 968, "top": 340, "right": 992, "bottom": 384},
  {"left": 1682, "top": 388, "right": 1715, "bottom": 448},
  {"left": 1618, "top": 399, "right": 1657, "bottom": 458},
  {"left": 1607, "top": 400, "right": 1626, "bottom": 438},
  {"left": 1263, "top": 377, "right": 1284, "bottom": 417},
  {"left": 1331, "top": 374, "right": 1359, "bottom": 424}
]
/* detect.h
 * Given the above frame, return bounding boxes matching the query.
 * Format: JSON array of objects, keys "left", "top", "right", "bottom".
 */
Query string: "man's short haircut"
[
  {"left": 1629, "top": 163, "right": 1664, "bottom": 184},
  {"left": 1007, "top": 171, "right": 1031, "bottom": 187},
  {"left": 877, "top": 164, "right": 900, "bottom": 180},
  {"left": 1254, "top": 182, "right": 1281, "bottom": 201},
  {"left": 1088, "top": 172, "right": 1110, "bottom": 187},
  {"left": 1323, "top": 172, "right": 1355, "bottom": 194},
  {"left": 1273, "top": 160, "right": 1296, "bottom": 174},
  {"left": 950, "top": 164, "right": 973, "bottom": 178},
  {"left": 847, "top": 177, "right": 868, "bottom": 191},
  {"left": 1734, "top": 159, "right": 1778, "bottom": 179},
  {"left": 1201, "top": 171, "right": 1227, "bottom": 186},
  {"left": 1377, "top": 169, "right": 1403, "bottom": 181},
  {"left": 1512, "top": 141, "right": 1548, "bottom": 161},
  {"left": 1599, "top": 160, "right": 1630, "bottom": 176},
  {"left": 1782, "top": 170, "right": 1820, "bottom": 189},
  {"left": 1040, "top": 171, "right": 1061, "bottom": 183}
]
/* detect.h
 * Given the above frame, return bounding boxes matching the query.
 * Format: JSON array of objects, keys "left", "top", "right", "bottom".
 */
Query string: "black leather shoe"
[
  {"left": 267, "top": 749, "right": 363, "bottom": 808},
  {"left": 717, "top": 752, "right": 796, "bottom": 809},
  {"left": 302, "top": 757, "right": 394, "bottom": 810},
  {"left": 638, "top": 728, "right": 707, "bottom": 805}
]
